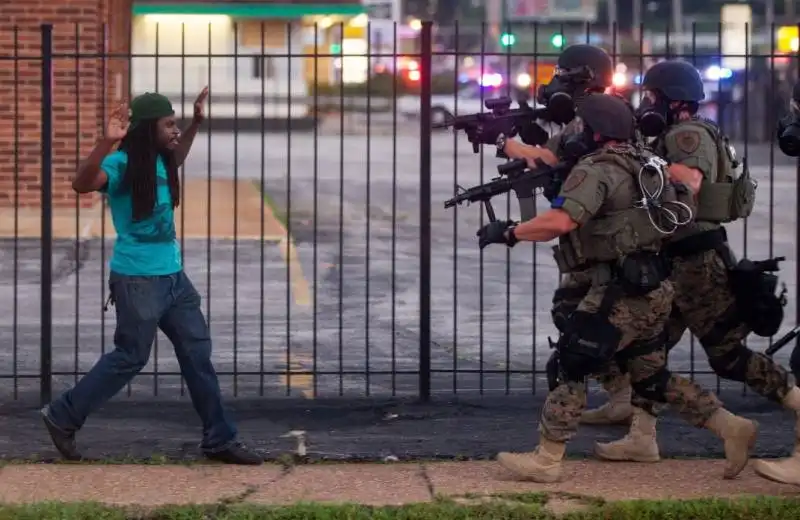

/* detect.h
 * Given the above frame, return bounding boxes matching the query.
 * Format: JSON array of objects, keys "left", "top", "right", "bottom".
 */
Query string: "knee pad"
[
  {"left": 707, "top": 345, "right": 752, "bottom": 383},
  {"left": 551, "top": 303, "right": 577, "bottom": 333},
  {"left": 559, "top": 311, "right": 621, "bottom": 382},
  {"left": 631, "top": 367, "right": 672, "bottom": 403},
  {"left": 551, "top": 287, "right": 589, "bottom": 333}
]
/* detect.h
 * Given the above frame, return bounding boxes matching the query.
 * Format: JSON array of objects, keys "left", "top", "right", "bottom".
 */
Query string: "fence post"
[
  {"left": 40, "top": 24, "right": 54, "bottom": 406},
  {"left": 418, "top": 21, "right": 433, "bottom": 402}
]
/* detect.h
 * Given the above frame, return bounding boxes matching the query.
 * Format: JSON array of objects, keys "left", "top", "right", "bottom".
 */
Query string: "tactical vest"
[
  {"left": 659, "top": 119, "right": 756, "bottom": 224},
  {"left": 553, "top": 146, "right": 691, "bottom": 271}
]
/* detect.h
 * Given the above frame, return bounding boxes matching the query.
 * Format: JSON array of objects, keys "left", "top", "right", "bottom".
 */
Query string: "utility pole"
[
  {"left": 487, "top": 0, "right": 503, "bottom": 52},
  {"left": 632, "top": 0, "right": 642, "bottom": 42},
  {"left": 765, "top": 0, "right": 775, "bottom": 30},
  {"left": 607, "top": 0, "right": 618, "bottom": 54},
  {"left": 671, "top": 0, "right": 683, "bottom": 56}
]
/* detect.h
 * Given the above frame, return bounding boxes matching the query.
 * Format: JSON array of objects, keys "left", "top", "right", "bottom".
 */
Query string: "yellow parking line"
[
  {"left": 278, "top": 237, "right": 312, "bottom": 307},
  {"left": 256, "top": 182, "right": 314, "bottom": 398},
  {"left": 251, "top": 180, "right": 311, "bottom": 308},
  {"left": 279, "top": 356, "right": 315, "bottom": 399}
]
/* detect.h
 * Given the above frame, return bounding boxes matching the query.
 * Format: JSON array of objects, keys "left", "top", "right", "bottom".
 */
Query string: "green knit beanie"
[{"left": 129, "top": 92, "right": 175, "bottom": 128}]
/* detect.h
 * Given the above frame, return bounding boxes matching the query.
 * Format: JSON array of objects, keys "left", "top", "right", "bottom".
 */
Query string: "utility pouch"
[
  {"left": 616, "top": 253, "right": 668, "bottom": 296},
  {"left": 552, "top": 242, "right": 580, "bottom": 273},
  {"left": 728, "top": 257, "right": 787, "bottom": 337},
  {"left": 729, "top": 161, "right": 756, "bottom": 220}
]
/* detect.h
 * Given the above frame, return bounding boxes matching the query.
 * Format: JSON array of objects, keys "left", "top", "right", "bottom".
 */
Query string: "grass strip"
[
  {"left": 253, "top": 179, "right": 288, "bottom": 229},
  {"left": 0, "top": 495, "right": 798, "bottom": 520}
]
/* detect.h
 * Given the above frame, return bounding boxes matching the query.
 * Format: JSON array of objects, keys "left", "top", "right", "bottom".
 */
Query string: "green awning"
[{"left": 132, "top": 3, "right": 366, "bottom": 18}]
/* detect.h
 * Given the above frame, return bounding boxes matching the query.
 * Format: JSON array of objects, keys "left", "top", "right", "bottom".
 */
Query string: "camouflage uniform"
[
  {"left": 548, "top": 117, "right": 636, "bottom": 423},
  {"left": 546, "top": 118, "right": 591, "bottom": 333},
  {"left": 590, "top": 120, "right": 798, "bottom": 475},
  {"left": 497, "top": 138, "right": 757, "bottom": 483}
]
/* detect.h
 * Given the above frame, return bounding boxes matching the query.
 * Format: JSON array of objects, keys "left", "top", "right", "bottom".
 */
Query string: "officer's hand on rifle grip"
[{"left": 476, "top": 220, "right": 518, "bottom": 250}]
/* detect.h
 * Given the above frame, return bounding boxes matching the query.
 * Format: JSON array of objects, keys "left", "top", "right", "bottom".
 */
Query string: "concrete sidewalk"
[
  {"left": 0, "top": 460, "right": 798, "bottom": 507},
  {"left": 0, "top": 179, "right": 286, "bottom": 241}
]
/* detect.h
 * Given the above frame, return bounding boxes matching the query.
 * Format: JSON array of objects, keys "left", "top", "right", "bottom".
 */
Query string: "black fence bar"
[
  {"left": 39, "top": 23, "right": 54, "bottom": 406},
  {"left": 0, "top": 21, "right": 797, "bottom": 404},
  {"left": 419, "top": 21, "right": 434, "bottom": 402}
]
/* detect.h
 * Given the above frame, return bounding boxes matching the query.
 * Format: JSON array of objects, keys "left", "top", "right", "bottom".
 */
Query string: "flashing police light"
[
  {"left": 500, "top": 33, "right": 516, "bottom": 47},
  {"left": 777, "top": 26, "right": 799, "bottom": 53},
  {"left": 551, "top": 34, "right": 565, "bottom": 48}
]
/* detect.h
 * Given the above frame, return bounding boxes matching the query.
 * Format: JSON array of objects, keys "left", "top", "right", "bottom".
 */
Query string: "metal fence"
[{"left": 1, "top": 21, "right": 799, "bottom": 405}]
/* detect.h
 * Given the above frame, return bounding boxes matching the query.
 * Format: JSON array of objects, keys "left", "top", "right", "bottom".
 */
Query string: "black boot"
[
  {"left": 204, "top": 441, "right": 264, "bottom": 465},
  {"left": 41, "top": 407, "right": 82, "bottom": 461}
]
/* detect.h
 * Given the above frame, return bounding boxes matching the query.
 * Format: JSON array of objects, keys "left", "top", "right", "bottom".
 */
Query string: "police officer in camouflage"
[
  {"left": 749, "top": 80, "right": 800, "bottom": 487},
  {"left": 500, "top": 44, "right": 620, "bottom": 389},
  {"left": 582, "top": 60, "right": 800, "bottom": 485},
  {"left": 474, "top": 94, "right": 757, "bottom": 483}
]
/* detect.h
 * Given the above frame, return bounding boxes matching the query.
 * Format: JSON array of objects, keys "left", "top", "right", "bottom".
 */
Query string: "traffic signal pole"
[{"left": 487, "top": 0, "right": 503, "bottom": 51}]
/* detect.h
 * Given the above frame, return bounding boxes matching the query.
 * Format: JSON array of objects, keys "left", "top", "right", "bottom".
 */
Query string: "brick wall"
[{"left": 0, "top": 0, "right": 132, "bottom": 209}]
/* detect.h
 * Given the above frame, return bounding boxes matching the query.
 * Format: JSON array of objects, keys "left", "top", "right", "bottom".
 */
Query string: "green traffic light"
[
  {"left": 551, "top": 34, "right": 565, "bottom": 48},
  {"left": 500, "top": 33, "right": 516, "bottom": 47},
  {"left": 330, "top": 43, "right": 341, "bottom": 54}
]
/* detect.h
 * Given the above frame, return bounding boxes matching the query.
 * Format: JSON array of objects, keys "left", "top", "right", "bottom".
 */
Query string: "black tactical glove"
[{"left": 476, "top": 220, "right": 518, "bottom": 249}]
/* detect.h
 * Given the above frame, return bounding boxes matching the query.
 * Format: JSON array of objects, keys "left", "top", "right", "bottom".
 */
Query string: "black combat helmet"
[
  {"left": 557, "top": 44, "right": 614, "bottom": 89},
  {"left": 641, "top": 60, "right": 705, "bottom": 102},
  {"left": 576, "top": 94, "right": 635, "bottom": 141}
]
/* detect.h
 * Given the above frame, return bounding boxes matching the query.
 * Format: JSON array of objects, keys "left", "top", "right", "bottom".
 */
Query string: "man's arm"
[
  {"left": 174, "top": 86, "right": 209, "bottom": 167},
  {"left": 663, "top": 126, "right": 718, "bottom": 194},
  {"left": 511, "top": 208, "right": 577, "bottom": 242},
  {"left": 72, "top": 139, "right": 117, "bottom": 193},
  {"left": 508, "top": 165, "right": 607, "bottom": 243},
  {"left": 503, "top": 139, "right": 558, "bottom": 168},
  {"left": 667, "top": 163, "right": 702, "bottom": 194},
  {"left": 173, "top": 120, "right": 201, "bottom": 167}
]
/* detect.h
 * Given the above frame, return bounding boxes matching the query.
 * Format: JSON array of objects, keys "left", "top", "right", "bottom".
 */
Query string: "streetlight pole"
[{"left": 672, "top": 0, "right": 683, "bottom": 56}]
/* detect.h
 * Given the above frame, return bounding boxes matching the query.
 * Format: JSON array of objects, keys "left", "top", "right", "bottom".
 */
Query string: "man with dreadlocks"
[{"left": 40, "top": 90, "right": 263, "bottom": 465}]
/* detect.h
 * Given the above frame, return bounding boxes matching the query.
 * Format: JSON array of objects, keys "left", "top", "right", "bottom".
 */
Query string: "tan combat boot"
[
  {"left": 704, "top": 408, "right": 758, "bottom": 479},
  {"left": 752, "top": 387, "right": 800, "bottom": 486},
  {"left": 594, "top": 407, "right": 661, "bottom": 462},
  {"left": 497, "top": 437, "right": 567, "bottom": 483},
  {"left": 580, "top": 374, "right": 634, "bottom": 425}
]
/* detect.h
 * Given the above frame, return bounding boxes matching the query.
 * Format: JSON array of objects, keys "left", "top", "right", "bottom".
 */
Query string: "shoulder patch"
[
  {"left": 562, "top": 169, "right": 588, "bottom": 192},
  {"left": 675, "top": 130, "right": 701, "bottom": 154}
]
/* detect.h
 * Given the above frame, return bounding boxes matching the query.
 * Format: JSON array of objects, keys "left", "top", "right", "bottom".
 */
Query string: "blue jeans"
[{"left": 47, "top": 271, "right": 238, "bottom": 452}]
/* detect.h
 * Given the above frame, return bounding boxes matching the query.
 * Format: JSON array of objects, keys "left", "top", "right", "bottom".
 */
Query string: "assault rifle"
[
  {"left": 434, "top": 96, "right": 552, "bottom": 151},
  {"left": 764, "top": 322, "right": 800, "bottom": 382},
  {"left": 443, "top": 157, "right": 574, "bottom": 222}
]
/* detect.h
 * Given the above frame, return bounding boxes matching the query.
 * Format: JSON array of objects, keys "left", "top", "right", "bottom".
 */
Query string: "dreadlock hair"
[{"left": 118, "top": 118, "right": 180, "bottom": 222}]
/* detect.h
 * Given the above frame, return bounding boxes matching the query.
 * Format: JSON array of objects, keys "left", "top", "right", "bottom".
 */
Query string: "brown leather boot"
[
  {"left": 594, "top": 407, "right": 661, "bottom": 462},
  {"left": 752, "top": 387, "right": 800, "bottom": 486},
  {"left": 704, "top": 408, "right": 758, "bottom": 479},
  {"left": 580, "top": 374, "right": 634, "bottom": 425},
  {"left": 497, "top": 437, "right": 567, "bottom": 483}
]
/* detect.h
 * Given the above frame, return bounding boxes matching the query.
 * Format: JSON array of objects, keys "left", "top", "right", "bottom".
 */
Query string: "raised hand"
[{"left": 105, "top": 103, "right": 130, "bottom": 141}]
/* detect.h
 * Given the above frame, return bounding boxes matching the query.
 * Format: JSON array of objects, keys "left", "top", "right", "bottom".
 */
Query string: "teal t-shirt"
[{"left": 100, "top": 150, "right": 182, "bottom": 276}]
